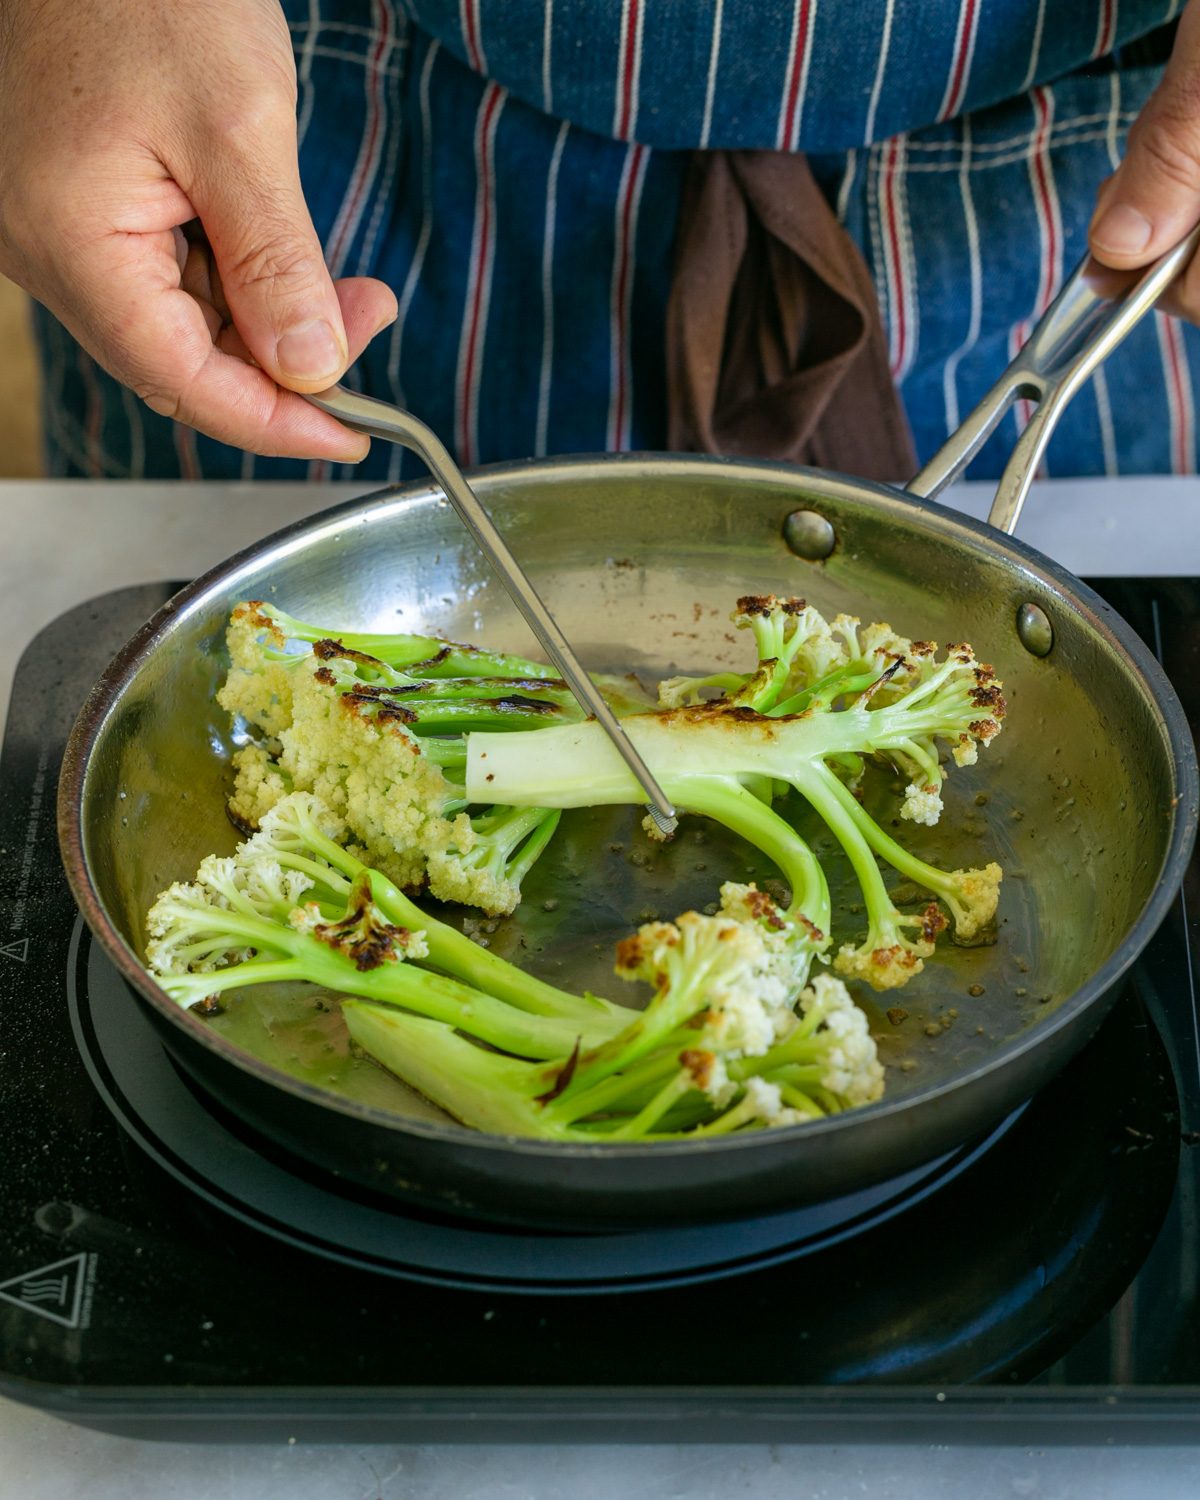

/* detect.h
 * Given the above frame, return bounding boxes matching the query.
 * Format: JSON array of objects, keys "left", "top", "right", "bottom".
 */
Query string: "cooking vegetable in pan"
[{"left": 142, "top": 591, "right": 1007, "bottom": 1140}]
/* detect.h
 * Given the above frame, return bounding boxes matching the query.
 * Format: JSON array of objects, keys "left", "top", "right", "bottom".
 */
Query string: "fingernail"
[
  {"left": 1091, "top": 202, "right": 1154, "bottom": 256},
  {"left": 276, "top": 319, "right": 344, "bottom": 382}
]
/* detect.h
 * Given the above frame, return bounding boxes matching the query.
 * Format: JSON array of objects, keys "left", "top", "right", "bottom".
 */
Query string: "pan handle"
[{"left": 905, "top": 226, "right": 1200, "bottom": 536}]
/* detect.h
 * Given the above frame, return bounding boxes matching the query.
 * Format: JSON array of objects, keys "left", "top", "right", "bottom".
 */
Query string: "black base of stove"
[
  {"left": 3, "top": 581, "right": 1200, "bottom": 1445},
  {"left": 22, "top": 983, "right": 1194, "bottom": 1445}
]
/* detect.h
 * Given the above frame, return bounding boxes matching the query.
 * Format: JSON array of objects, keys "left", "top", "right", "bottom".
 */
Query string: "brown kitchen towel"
[{"left": 666, "top": 151, "right": 916, "bottom": 482}]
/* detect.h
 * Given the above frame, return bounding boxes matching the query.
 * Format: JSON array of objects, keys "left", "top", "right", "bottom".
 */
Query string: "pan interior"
[{"left": 75, "top": 460, "right": 1180, "bottom": 1130}]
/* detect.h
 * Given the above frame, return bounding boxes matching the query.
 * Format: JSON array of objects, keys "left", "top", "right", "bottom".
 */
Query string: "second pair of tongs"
[{"left": 303, "top": 385, "right": 678, "bottom": 835}]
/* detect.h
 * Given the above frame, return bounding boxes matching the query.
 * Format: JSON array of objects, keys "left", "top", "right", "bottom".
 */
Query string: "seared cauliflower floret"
[
  {"left": 228, "top": 743, "right": 291, "bottom": 830},
  {"left": 579, "top": 902, "right": 876, "bottom": 1129},
  {"left": 716, "top": 880, "right": 825, "bottom": 1006},
  {"left": 878, "top": 640, "right": 1005, "bottom": 824},
  {"left": 900, "top": 781, "right": 942, "bottom": 827},
  {"left": 797, "top": 972, "right": 885, "bottom": 1107},
  {"left": 834, "top": 926, "right": 936, "bottom": 991},
  {"left": 215, "top": 604, "right": 579, "bottom": 913},
  {"left": 216, "top": 604, "right": 478, "bottom": 897},
  {"left": 425, "top": 805, "right": 561, "bottom": 916},
  {"left": 216, "top": 601, "right": 297, "bottom": 738},
  {"left": 275, "top": 663, "right": 474, "bottom": 892},
  {"left": 942, "top": 862, "right": 1003, "bottom": 942},
  {"left": 145, "top": 879, "right": 253, "bottom": 977},
  {"left": 843, "top": 619, "right": 922, "bottom": 700},
  {"left": 773, "top": 601, "right": 850, "bottom": 687},
  {"left": 700, "top": 973, "right": 885, "bottom": 1128}
]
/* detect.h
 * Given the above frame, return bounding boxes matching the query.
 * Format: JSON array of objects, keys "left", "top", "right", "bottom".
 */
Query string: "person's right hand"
[
  {"left": 0, "top": 0, "right": 397, "bottom": 461},
  {"left": 1088, "top": 0, "right": 1200, "bottom": 323}
]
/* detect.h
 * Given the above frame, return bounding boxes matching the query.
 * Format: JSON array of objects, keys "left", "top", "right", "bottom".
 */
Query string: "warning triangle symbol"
[
  {"left": 0, "top": 937, "right": 28, "bottom": 964},
  {"left": 0, "top": 1253, "right": 88, "bottom": 1328}
]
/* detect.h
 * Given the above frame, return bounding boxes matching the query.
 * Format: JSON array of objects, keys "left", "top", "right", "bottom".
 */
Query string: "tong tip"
[{"left": 647, "top": 805, "right": 679, "bottom": 838}]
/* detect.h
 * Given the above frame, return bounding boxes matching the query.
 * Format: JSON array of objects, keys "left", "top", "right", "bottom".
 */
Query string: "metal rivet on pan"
[
  {"left": 1016, "top": 601, "right": 1054, "bottom": 657},
  {"left": 783, "top": 509, "right": 836, "bottom": 561}
]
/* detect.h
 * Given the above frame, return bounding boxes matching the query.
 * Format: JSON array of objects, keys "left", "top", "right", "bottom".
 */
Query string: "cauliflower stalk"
[
  {"left": 466, "top": 595, "right": 1005, "bottom": 991},
  {"left": 146, "top": 801, "right": 631, "bottom": 1058},
  {"left": 341, "top": 883, "right": 882, "bottom": 1140}
]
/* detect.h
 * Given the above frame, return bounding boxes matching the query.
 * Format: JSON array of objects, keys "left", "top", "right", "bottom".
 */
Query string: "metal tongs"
[
  {"left": 303, "top": 385, "right": 678, "bottom": 834},
  {"left": 908, "top": 224, "right": 1200, "bottom": 533}
]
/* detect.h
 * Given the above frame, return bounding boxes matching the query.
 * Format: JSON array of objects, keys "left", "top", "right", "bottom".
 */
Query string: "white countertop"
[
  {"left": 4, "top": 1398, "right": 1200, "bottom": 1500},
  {"left": 3, "top": 474, "right": 1200, "bottom": 1496}
]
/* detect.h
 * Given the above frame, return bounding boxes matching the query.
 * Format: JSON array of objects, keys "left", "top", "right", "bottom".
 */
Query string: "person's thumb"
[
  {"left": 1090, "top": 3, "right": 1200, "bottom": 267},
  {"left": 185, "top": 119, "right": 348, "bottom": 392}
]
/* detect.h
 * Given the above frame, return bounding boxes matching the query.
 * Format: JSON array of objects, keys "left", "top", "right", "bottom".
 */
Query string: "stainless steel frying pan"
[{"left": 57, "top": 239, "right": 1200, "bottom": 1230}]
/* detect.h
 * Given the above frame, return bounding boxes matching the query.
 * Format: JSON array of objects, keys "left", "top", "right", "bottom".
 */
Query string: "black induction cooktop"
[{"left": 3, "top": 581, "right": 1200, "bottom": 1444}]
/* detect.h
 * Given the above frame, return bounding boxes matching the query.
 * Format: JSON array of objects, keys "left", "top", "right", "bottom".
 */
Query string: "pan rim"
[{"left": 56, "top": 452, "right": 1200, "bottom": 1161}]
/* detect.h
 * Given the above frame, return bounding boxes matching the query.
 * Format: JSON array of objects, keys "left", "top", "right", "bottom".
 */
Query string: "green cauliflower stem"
[
  {"left": 245, "top": 601, "right": 563, "bottom": 680},
  {"left": 341, "top": 889, "right": 881, "bottom": 1140},
  {"left": 239, "top": 792, "right": 625, "bottom": 1028},
  {"left": 145, "top": 837, "right": 629, "bottom": 1057},
  {"left": 218, "top": 600, "right": 647, "bottom": 735}
]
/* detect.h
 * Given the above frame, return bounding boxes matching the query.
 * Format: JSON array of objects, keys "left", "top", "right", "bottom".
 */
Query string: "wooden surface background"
[{"left": 0, "top": 276, "right": 40, "bottom": 478}]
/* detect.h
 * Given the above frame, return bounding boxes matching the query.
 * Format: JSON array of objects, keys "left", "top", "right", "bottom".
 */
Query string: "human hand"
[
  {"left": 0, "top": 0, "right": 397, "bottom": 461},
  {"left": 1089, "top": 1, "right": 1200, "bottom": 321}
]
